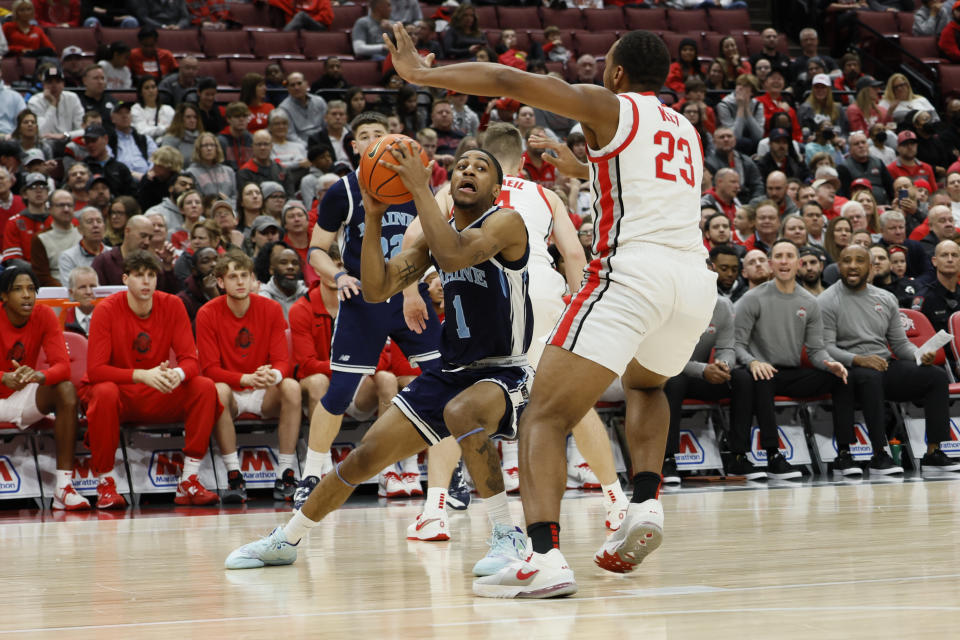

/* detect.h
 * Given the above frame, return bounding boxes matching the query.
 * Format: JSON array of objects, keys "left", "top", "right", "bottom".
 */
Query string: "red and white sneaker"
[
  {"left": 502, "top": 466, "right": 520, "bottom": 494},
  {"left": 594, "top": 498, "right": 664, "bottom": 573},
  {"left": 406, "top": 511, "right": 450, "bottom": 541},
  {"left": 175, "top": 474, "right": 219, "bottom": 506},
  {"left": 378, "top": 470, "right": 406, "bottom": 498},
  {"left": 96, "top": 476, "right": 127, "bottom": 510},
  {"left": 603, "top": 487, "right": 628, "bottom": 531},
  {"left": 52, "top": 484, "right": 91, "bottom": 511},
  {"left": 402, "top": 472, "right": 424, "bottom": 496},
  {"left": 473, "top": 548, "right": 577, "bottom": 599}
]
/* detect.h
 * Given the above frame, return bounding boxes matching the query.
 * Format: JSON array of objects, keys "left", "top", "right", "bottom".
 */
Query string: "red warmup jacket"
[
  {"left": 195, "top": 294, "right": 291, "bottom": 390},
  {"left": 940, "top": 20, "right": 960, "bottom": 62},
  {"left": 269, "top": 0, "right": 333, "bottom": 27},
  {"left": 2, "top": 212, "right": 53, "bottom": 262},
  {"left": 0, "top": 304, "right": 70, "bottom": 400},
  {"left": 84, "top": 292, "right": 200, "bottom": 385},
  {"left": 2, "top": 23, "right": 55, "bottom": 54},
  {"left": 288, "top": 286, "right": 334, "bottom": 380},
  {"left": 756, "top": 94, "right": 803, "bottom": 142}
]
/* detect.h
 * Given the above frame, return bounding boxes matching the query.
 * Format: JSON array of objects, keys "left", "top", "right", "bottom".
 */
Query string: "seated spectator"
[
  {"left": 99, "top": 42, "right": 132, "bottom": 90},
  {"left": 170, "top": 189, "right": 204, "bottom": 248},
  {"left": 4, "top": 0, "right": 56, "bottom": 56},
  {"left": 831, "top": 52, "right": 863, "bottom": 106},
  {"left": 110, "top": 101, "right": 157, "bottom": 182},
  {"left": 914, "top": 0, "right": 952, "bottom": 36},
  {"left": 135, "top": 0, "right": 190, "bottom": 31},
  {"left": 710, "top": 244, "right": 746, "bottom": 300},
  {"left": 440, "top": 4, "right": 485, "bottom": 60},
  {"left": 246, "top": 215, "right": 284, "bottom": 261},
  {"left": 197, "top": 251, "right": 302, "bottom": 502},
  {"left": 195, "top": 77, "right": 226, "bottom": 136},
  {"left": 743, "top": 200, "right": 780, "bottom": 253},
  {"left": 260, "top": 181, "right": 287, "bottom": 221},
  {"left": 30, "top": 66, "right": 84, "bottom": 143},
  {"left": 0, "top": 67, "right": 24, "bottom": 137},
  {"left": 276, "top": 74, "right": 326, "bottom": 145},
  {"left": 792, "top": 27, "right": 836, "bottom": 80},
  {"left": 137, "top": 147, "right": 184, "bottom": 213},
  {"left": 939, "top": 1, "right": 960, "bottom": 61},
  {"left": 59, "top": 46, "right": 85, "bottom": 87},
  {"left": 799, "top": 74, "right": 850, "bottom": 136},
  {"left": 259, "top": 245, "right": 307, "bottom": 319},
  {"left": 541, "top": 26, "right": 572, "bottom": 66},
  {"left": 870, "top": 243, "right": 919, "bottom": 305},
  {"left": 2, "top": 173, "right": 53, "bottom": 263},
  {"left": 838, "top": 132, "right": 893, "bottom": 205},
  {"left": 34, "top": 0, "right": 81, "bottom": 27},
  {"left": 757, "top": 130, "right": 808, "bottom": 183},
  {"left": 749, "top": 28, "right": 791, "bottom": 80},
  {"left": 779, "top": 212, "right": 810, "bottom": 247},
  {"left": 734, "top": 239, "right": 853, "bottom": 479},
  {"left": 428, "top": 99, "right": 465, "bottom": 158},
  {"left": 131, "top": 76, "right": 176, "bottom": 142},
  {"left": 797, "top": 246, "right": 826, "bottom": 296},
  {"left": 92, "top": 214, "right": 179, "bottom": 292},
  {"left": 717, "top": 36, "right": 751, "bottom": 89},
  {"left": 274, "top": 0, "right": 333, "bottom": 31},
  {"left": 449, "top": 92, "right": 480, "bottom": 139},
  {"left": 913, "top": 238, "right": 960, "bottom": 334},
  {"left": 664, "top": 295, "right": 753, "bottom": 482},
  {"left": 679, "top": 101, "right": 713, "bottom": 155},
  {"left": 219, "top": 102, "right": 254, "bottom": 171},
  {"left": 880, "top": 74, "right": 938, "bottom": 125},
  {"left": 311, "top": 56, "right": 352, "bottom": 96},
  {"left": 887, "top": 131, "right": 937, "bottom": 190},
  {"left": 64, "top": 265, "right": 98, "bottom": 337},
  {"left": 0, "top": 166, "right": 24, "bottom": 231},
  {"left": 83, "top": 124, "right": 137, "bottom": 197},
  {"left": 840, "top": 200, "right": 875, "bottom": 237},
  {"left": 393, "top": 86, "right": 426, "bottom": 139},
  {"left": 916, "top": 204, "right": 957, "bottom": 264},
  {"left": 308, "top": 101, "right": 352, "bottom": 168},
  {"left": 59, "top": 206, "right": 106, "bottom": 279},
  {"left": 665, "top": 37, "right": 705, "bottom": 95},
  {"left": 823, "top": 244, "right": 958, "bottom": 473},
  {"left": 210, "top": 199, "right": 244, "bottom": 249},
  {"left": 752, "top": 170, "right": 799, "bottom": 217},
  {"left": 238, "top": 131, "right": 286, "bottom": 193},
  {"left": 824, "top": 215, "right": 854, "bottom": 264},
  {"left": 186, "top": 133, "right": 237, "bottom": 204},
  {"left": 237, "top": 183, "right": 265, "bottom": 233},
  {"left": 30, "top": 190, "right": 79, "bottom": 286},
  {"left": 705, "top": 128, "right": 764, "bottom": 201},
  {"left": 802, "top": 200, "right": 827, "bottom": 248},
  {"left": 701, "top": 167, "right": 742, "bottom": 222},
  {"left": 81, "top": 250, "right": 220, "bottom": 510},
  {"left": 704, "top": 212, "right": 745, "bottom": 256},
  {"left": 79, "top": 65, "right": 115, "bottom": 124},
  {"left": 675, "top": 78, "right": 717, "bottom": 134},
  {"left": 268, "top": 109, "right": 309, "bottom": 189},
  {"left": 282, "top": 200, "right": 312, "bottom": 280},
  {"left": 145, "top": 211, "right": 170, "bottom": 256},
  {"left": 129, "top": 28, "right": 178, "bottom": 81},
  {"left": 741, "top": 247, "right": 773, "bottom": 293},
  {"left": 11, "top": 111, "right": 53, "bottom": 164},
  {"left": 161, "top": 103, "right": 204, "bottom": 166},
  {"left": 186, "top": 0, "right": 231, "bottom": 29},
  {"left": 757, "top": 69, "right": 801, "bottom": 142},
  {"left": 0, "top": 263, "right": 89, "bottom": 509},
  {"left": 704, "top": 60, "right": 727, "bottom": 108},
  {"left": 716, "top": 76, "right": 765, "bottom": 157},
  {"left": 145, "top": 171, "right": 194, "bottom": 234},
  {"left": 846, "top": 76, "right": 889, "bottom": 134},
  {"left": 176, "top": 244, "right": 219, "bottom": 326},
  {"left": 158, "top": 55, "right": 200, "bottom": 107},
  {"left": 494, "top": 28, "right": 528, "bottom": 70},
  {"left": 797, "top": 183, "right": 817, "bottom": 208},
  {"left": 240, "top": 73, "right": 274, "bottom": 133}
]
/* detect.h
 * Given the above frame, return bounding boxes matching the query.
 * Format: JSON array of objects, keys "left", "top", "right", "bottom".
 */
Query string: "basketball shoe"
[
  {"left": 446, "top": 460, "right": 471, "bottom": 510},
  {"left": 222, "top": 470, "right": 247, "bottom": 503},
  {"left": 473, "top": 547, "right": 577, "bottom": 599},
  {"left": 52, "top": 484, "right": 91, "bottom": 511},
  {"left": 96, "top": 476, "right": 127, "bottom": 510},
  {"left": 406, "top": 511, "right": 450, "bottom": 541},
  {"left": 378, "top": 467, "right": 406, "bottom": 498},
  {"left": 292, "top": 475, "right": 319, "bottom": 510},
  {"left": 603, "top": 486, "right": 628, "bottom": 531},
  {"left": 661, "top": 457, "right": 680, "bottom": 485},
  {"left": 594, "top": 498, "right": 663, "bottom": 574},
  {"left": 472, "top": 524, "right": 527, "bottom": 576},
  {"left": 224, "top": 526, "right": 298, "bottom": 569},
  {"left": 175, "top": 474, "right": 219, "bottom": 505},
  {"left": 273, "top": 468, "right": 297, "bottom": 501},
  {"left": 401, "top": 456, "right": 424, "bottom": 496}
]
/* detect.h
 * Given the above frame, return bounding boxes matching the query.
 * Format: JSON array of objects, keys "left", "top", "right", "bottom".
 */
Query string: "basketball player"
[
  {"left": 387, "top": 26, "right": 718, "bottom": 598},
  {"left": 0, "top": 263, "right": 89, "bottom": 510},
  {"left": 403, "top": 122, "right": 630, "bottom": 540},
  {"left": 225, "top": 147, "right": 533, "bottom": 576},
  {"left": 292, "top": 111, "right": 447, "bottom": 509},
  {"left": 195, "top": 251, "right": 302, "bottom": 504}
]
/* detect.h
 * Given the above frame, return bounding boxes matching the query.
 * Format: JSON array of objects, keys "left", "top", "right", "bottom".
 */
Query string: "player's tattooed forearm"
[
  {"left": 395, "top": 259, "right": 421, "bottom": 286},
  {"left": 471, "top": 243, "right": 499, "bottom": 265}
]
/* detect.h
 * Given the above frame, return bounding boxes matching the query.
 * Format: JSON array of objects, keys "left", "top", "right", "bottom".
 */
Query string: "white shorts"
[
  {"left": 548, "top": 243, "right": 717, "bottom": 378},
  {"left": 234, "top": 388, "right": 268, "bottom": 417},
  {"left": 0, "top": 384, "right": 48, "bottom": 429}
]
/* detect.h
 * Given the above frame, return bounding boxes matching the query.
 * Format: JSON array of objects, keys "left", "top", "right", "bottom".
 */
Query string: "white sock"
[
  {"left": 424, "top": 487, "right": 446, "bottom": 514},
  {"left": 283, "top": 508, "right": 319, "bottom": 544},
  {"left": 278, "top": 453, "right": 297, "bottom": 475},
  {"left": 55, "top": 469, "right": 72, "bottom": 491},
  {"left": 483, "top": 491, "right": 512, "bottom": 527},
  {"left": 500, "top": 440, "right": 518, "bottom": 469},
  {"left": 181, "top": 456, "right": 202, "bottom": 479},
  {"left": 402, "top": 454, "right": 419, "bottom": 476},
  {"left": 222, "top": 451, "right": 240, "bottom": 472},
  {"left": 602, "top": 480, "right": 627, "bottom": 505},
  {"left": 302, "top": 448, "right": 331, "bottom": 479}
]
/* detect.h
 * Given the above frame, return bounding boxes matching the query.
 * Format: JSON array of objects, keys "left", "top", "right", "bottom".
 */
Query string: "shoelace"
[{"left": 488, "top": 528, "right": 524, "bottom": 557}]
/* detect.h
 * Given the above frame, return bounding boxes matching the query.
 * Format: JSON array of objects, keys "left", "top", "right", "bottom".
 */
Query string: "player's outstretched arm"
[
  {"left": 385, "top": 24, "right": 619, "bottom": 141},
  {"left": 359, "top": 185, "right": 432, "bottom": 302}
]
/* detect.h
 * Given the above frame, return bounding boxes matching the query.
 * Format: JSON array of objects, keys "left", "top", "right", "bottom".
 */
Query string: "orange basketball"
[{"left": 358, "top": 133, "right": 430, "bottom": 205}]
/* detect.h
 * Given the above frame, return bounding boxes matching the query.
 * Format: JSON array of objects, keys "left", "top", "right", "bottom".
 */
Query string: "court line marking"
[{"left": 2, "top": 573, "right": 959, "bottom": 634}]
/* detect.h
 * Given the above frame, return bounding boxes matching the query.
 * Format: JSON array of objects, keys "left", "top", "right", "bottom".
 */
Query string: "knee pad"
[{"left": 320, "top": 371, "right": 364, "bottom": 415}]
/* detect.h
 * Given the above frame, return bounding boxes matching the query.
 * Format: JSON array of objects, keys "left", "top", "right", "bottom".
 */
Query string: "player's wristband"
[{"left": 334, "top": 270, "right": 347, "bottom": 283}]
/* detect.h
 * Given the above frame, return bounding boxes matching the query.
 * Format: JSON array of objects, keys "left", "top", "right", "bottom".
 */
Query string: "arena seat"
[
  {"left": 539, "top": 7, "right": 585, "bottom": 30},
  {"left": 228, "top": 2, "right": 273, "bottom": 27},
  {"left": 204, "top": 30, "right": 255, "bottom": 58},
  {"left": 280, "top": 59, "right": 327, "bottom": 81},
  {"left": 302, "top": 31, "right": 353, "bottom": 58},
  {"left": 896, "top": 11, "right": 915, "bottom": 34},
  {"left": 663, "top": 32, "right": 702, "bottom": 60},
  {"left": 47, "top": 27, "right": 97, "bottom": 54},
  {"left": 228, "top": 58, "right": 270, "bottom": 82},
  {"left": 330, "top": 5, "right": 365, "bottom": 31},
  {"left": 900, "top": 309, "right": 946, "bottom": 366},
  {"left": 475, "top": 5, "right": 498, "bottom": 29},
  {"left": 704, "top": 32, "right": 748, "bottom": 60},
  {"left": 625, "top": 7, "right": 668, "bottom": 31},
  {"left": 35, "top": 332, "right": 88, "bottom": 389},
  {"left": 251, "top": 30, "right": 304, "bottom": 59},
  {"left": 97, "top": 27, "right": 141, "bottom": 50},
  {"left": 196, "top": 58, "right": 231, "bottom": 86},
  {"left": 528, "top": 29, "right": 574, "bottom": 52},
  {"left": 939, "top": 65, "right": 960, "bottom": 100},
  {"left": 0, "top": 57, "right": 19, "bottom": 83},
  {"left": 497, "top": 7, "right": 542, "bottom": 30},
  {"left": 667, "top": 9, "right": 708, "bottom": 33},
  {"left": 707, "top": 8, "right": 751, "bottom": 33},
  {"left": 573, "top": 31, "right": 617, "bottom": 58},
  {"left": 854, "top": 9, "right": 899, "bottom": 35},
  {"left": 584, "top": 8, "right": 624, "bottom": 32},
  {"left": 156, "top": 29, "right": 204, "bottom": 57},
  {"left": 899, "top": 34, "right": 945, "bottom": 63},
  {"left": 744, "top": 32, "right": 788, "bottom": 56},
  {"left": 340, "top": 60, "right": 382, "bottom": 87},
  {"left": 19, "top": 57, "right": 35, "bottom": 80}
]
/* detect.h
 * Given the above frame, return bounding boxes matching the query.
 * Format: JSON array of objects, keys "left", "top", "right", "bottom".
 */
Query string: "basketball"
[{"left": 358, "top": 133, "right": 430, "bottom": 205}]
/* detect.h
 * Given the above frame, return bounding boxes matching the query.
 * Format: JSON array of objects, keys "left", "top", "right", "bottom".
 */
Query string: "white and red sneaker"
[
  {"left": 603, "top": 486, "right": 628, "bottom": 531},
  {"left": 96, "top": 476, "right": 127, "bottom": 510},
  {"left": 594, "top": 498, "right": 664, "bottom": 573},
  {"left": 402, "top": 472, "right": 424, "bottom": 497},
  {"left": 175, "top": 474, "right": 219, "bottom": 506},
  {"left": 473, "top": 547, "right": 577, "bottom": 599},
  {"left": 378, "top": 470, "right": 406, "bottom": 498},
  {"left": 52, "top": 484, "right": 91, "bottom": 511},
  {"left": 406, "top": 511, "right": 450, "bottom": 541},
  {"left": 502, "top": 466, "right": 520, "bottom": 494}
]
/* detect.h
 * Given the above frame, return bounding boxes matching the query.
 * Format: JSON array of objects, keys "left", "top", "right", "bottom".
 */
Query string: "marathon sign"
[
  {"left": 0, "top": 456, "right": 21, "bottom": 494},
  {"left": 813, "top": 421, "right": 876, "bottom": 464},
  {"left": 674, "top": 417, "right": 723, "bottom": 471},
  {"left": 126, "top": 431, "right": 217, "bottom": 497},
  {"left": 213, "top": 433, "right": 292, "bottom": 489},
  {"left": 904, "top": 417, "right": 960, "bottom": 461},
  {"left": 746, "top": 425, "right": 812, "bottom": 466},
  {"left": 0, "top": 436, "right": 41, "bottom": 500}
]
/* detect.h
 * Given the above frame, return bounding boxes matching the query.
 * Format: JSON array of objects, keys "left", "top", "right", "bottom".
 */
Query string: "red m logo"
[
  {"left": 73, "top": 455, "right": 94, "bottom": 479},
  {"left": 241, "top": 449, "right": 274, "bottom": 472},
  {"left": 678, "top": 433, "right": 699, "bottom": 454},
  {"left": 853, "top": 425, "right": 870, "bottom": 446},
  {"left": 331, "top": 445, "right": 354, "bottom": 465},
  {"left": 0, "top": 461, "right": 11, "bottom": 483},
  {"left": 156, "top": 452, "right": 184, "bottom": 476}
]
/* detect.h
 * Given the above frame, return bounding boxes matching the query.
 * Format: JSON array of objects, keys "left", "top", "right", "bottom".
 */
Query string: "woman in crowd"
[
  {"left": 704, "top": 60, "right": 727, "bottom": 108},
  {"left": 680, "top": 101, "right": 713, "bottom": 155},
  {"left": 441, "top": 4, "right": 486, "bottom": 59},
  {"left": 132, "top": 75, "right": 175, "bottom": 141},
  {"left": 824, "top": 216, "right": 853, "bottom": 263},
  {"left": 174, "top": 218, "right": 224, "bottom": 283},
  {"left": 805, "top": 120, "right": 845, "bottom": 166},
  {"left": 717, "top": 36, "right": 751, "bottom": 89},
  {"left": 879, "top": 73, "right": 938, "bottom": 125},
  {"left": 160, "top": 103, "right": 204, "bottom": 166},
  {"left": 11, "top": 110, "right": 53, "bottom": 161},
  {"left": 798, "top": 73, "right": 849, "bottom": 134},
  {"left": 345, "top": 86, "right": 367, "bottom": 122},
  {"left": 847, "top": 80, "right": 889, "bottom": 133},
  {"left": 240, "top": 72, "right": 274, "bottom": 132},
  {"left": 395, "top": 85, "right": 427, "bottom": 136},
  {"left": 665, "top": 37, "right": 704, "bottom": 95},
  {"left": 186, "top": 133, "right": 237, "bottom": 203},
  {"left": 267, "top": 109, "right": 308, "bottom": 172},
  {"left": 4, "top": 0, "right": 56, "bottom": 56},
  {"left": 237, "top": 182, "right": 264, "bottom": 233},
  {"left": 211, "top": 199, "right": 245, "bottom": 248},
  {"left": 779, "top": 213, "right": 810, "bottom": 248},
  {"left": 853, "top": 189, "right": 882, "bottom": 233},
  {"left": 106, "top": 196, "right": 141, "bottom": 247},
  {"left": 170, "top": 189, "right": 204, "bottom": 249}
]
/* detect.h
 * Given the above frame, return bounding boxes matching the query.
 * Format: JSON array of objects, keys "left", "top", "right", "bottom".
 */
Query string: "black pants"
[
  {"left": 849, "top": 361, "right": 950, "bottom": 448},
  {"left": 752, "top": 367, "right": 854, "bottom": 451},
  {"left": 664, "top": 367, "right": 754, "bottom": 456}
]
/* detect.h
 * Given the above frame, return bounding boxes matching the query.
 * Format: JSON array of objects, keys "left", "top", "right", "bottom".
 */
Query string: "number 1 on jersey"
[{"left": 451, "top": 295, "right": 471, "bottom": 339}]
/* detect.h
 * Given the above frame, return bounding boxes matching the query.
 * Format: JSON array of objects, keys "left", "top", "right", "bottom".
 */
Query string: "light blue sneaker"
[
  {"left": 225, "top": 527, "right": 299, "bottom": 570},
  {"left": 472, "top": 524, "right": 527, "bottom": 576}
]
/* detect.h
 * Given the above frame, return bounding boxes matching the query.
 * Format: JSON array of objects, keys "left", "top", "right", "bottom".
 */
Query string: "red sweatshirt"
[
  {"left": 2, "top": 212, "right": 53, "bottom": 262},
  {"left": 0, "top": 304, "right": 69, "bottom": 400},
  {"left": 84, "top": 292, "right": 200, "bottom": 385},
  {"left": 2, "top": 23, "right": 55, "bottom": 54},
  {"left": 288, "top": 287, "right": 333, "bottom": 380},
  {"left": 195, "top": 294, "right": 290, "bottom": 390},
  {"left": 940, "top": 20, "right": 960, "bottom": 63}
]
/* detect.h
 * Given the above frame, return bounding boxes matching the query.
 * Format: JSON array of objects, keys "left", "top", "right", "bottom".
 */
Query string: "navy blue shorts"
[
  {"left": 392, "top": 365, "right": 534, "bottom": 446},
  {"left": 329, "top": 283, "right": 441, "bottom": 376}
]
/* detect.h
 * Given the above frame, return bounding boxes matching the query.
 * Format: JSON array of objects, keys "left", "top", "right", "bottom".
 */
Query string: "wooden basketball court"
[{"left": 2, "top": 476, "right": 959, "bottom": 638}]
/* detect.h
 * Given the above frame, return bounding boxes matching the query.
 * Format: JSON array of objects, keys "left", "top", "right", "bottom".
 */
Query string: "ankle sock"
[
  {"left": 424, "top": 487, "right": 446, "bottom": 514},
  {"left": 283, "top": 508, "right": 318, "bottom": 544},
  {"left": 483, "top": 491, "right": 511, "bottom": 527},
  {"left": 55, "top": 469, "right": 72, "bottom": 491},
  {"left": 222, "top": 451, "right": 240, "bottom": 472},
  {"left": 527, "top": 521, "right": 560, "bottom": 554},
  {"left": 181, "top": 456, "right": 201, "bottom": 480},
  {"left": 302, "top": 448, "right": 331, "bottom": 479},
  {"left": 601, "top": 480, "right": 626, "bottom": 505},
  {"left": 630, "top": 471, "right": 661, "bottom": 504},
  {"left": 278, "top": 453, "right": 297, "bottom": 476}
]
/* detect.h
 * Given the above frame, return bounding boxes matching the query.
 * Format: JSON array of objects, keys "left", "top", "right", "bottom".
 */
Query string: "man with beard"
[
  {"left": 86, "top": 175, "right": 112, "bottom": 218},
  {"left": 869, "top": 244, "right": 918, "bottom": 306},
  {"left": 259, "top": 246, "right": 308, "bottom": 321},
  {"left": 145, "top": 172, "right": 196, "bottom": 234},
  {"left": 821, "top": 245, "right": 958, "bottom": 474},
  {"left": 196, "top": 251, "right": 302, "bottom": 503},
  {"left": 742, "top": 248, "right": 773, "bottom": 290},
  {"left": 710, "top": 245, "right": 745, "bottom": 301},
  {"left": 798, "top": 246, "right": 826, "bottom": 296},
  {"left": 176, "top": 247, "right": 219, "bottom": 328}
]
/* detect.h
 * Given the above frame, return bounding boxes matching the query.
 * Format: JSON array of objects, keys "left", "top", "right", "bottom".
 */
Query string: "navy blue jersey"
[
  {"left": 436, "top": 206, "right": 533, "bottom": 368},
  {"left": 316, "top": 172, "right": 418, "bottom": 278}
]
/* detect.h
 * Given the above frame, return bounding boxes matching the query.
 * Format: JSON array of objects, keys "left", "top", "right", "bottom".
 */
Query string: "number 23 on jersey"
[{"left": 653, "top": 106, "right": 696, "bottom": 188}]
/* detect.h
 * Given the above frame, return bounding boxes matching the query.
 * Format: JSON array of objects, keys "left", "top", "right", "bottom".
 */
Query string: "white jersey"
[
  {"left": 586, "top": 92, "right": 705, "bottom": 257},
  {"left": 495, "top": 175, "right": 561, "bottom": 277}
]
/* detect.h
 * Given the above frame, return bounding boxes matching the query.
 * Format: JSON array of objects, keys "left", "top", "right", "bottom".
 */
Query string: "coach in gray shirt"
[
  {"left": 735, "top": 239, "right": 853, "bottom": 479},
  {"left": 821, "top": 245, "right": 958, "bottom": 473}
]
